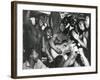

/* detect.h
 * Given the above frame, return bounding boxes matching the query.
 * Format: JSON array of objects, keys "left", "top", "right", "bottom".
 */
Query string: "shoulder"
[
  {"left": 34, "top": 59, "right": 48, "bottom": 69},
  {"left": 23, "top": 61, "right": 30, "bottom": 69}
]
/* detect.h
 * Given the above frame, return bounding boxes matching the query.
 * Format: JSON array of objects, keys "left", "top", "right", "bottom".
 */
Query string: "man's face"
[
  {"left": 46, "top": 29, "right": 52, "bottom": 39},
  {"left": 30, "top": 50, "right": 39, "bottom": 62}
]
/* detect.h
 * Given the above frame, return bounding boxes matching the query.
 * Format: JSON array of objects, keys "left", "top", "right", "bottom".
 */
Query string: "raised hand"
[{"left": 72, "top": 31, "right": 79, "bottom": 40}]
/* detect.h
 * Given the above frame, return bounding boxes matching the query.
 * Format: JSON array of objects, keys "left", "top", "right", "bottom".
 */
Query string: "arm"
[
  {"left": 77, "top": 37, "right": 87, "bottom": 48},
  {"left": 79, "top": 48, "right": 89, "bottom": 66},
  {"left": 42, "top": 37, "right": 53, "bottom": 62},
  {"left": 63, "top": 43, "right": 79, "bottom": 67},
  {"left": 42, "top": 37, "right": 46, "bottom": 52},
  {"left": 49, "top": 34, "right": 62, "bottom": 54},
  {"left": 63, "top": 50, "right": 77, "bottom": 67},
  {"left": 49, "top": 34, "right": 57, "bottom": 50},
  {"left": 72, "top": 31, "right": 89, "bottom": 66},
  {"left": 72, "top": 31, "right": 87, "bottom": 48},
  {"left": 45, "top": 47, "right": 54, "bottom": 62}
]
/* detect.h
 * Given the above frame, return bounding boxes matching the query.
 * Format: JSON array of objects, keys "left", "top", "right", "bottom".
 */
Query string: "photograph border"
[{"left": 11, "top": 1, "right": 98, "bottom": 78}]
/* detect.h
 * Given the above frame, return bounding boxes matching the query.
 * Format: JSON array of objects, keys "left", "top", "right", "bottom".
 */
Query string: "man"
[
  {"left": 23, "top": 48, "right": 47, "bottom": 69},
  {"left": 42, "top": 27, "right": 54, "bottom": 63}
]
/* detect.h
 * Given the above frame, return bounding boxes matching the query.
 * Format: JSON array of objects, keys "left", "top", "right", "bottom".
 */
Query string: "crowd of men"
[{"left": 23, "top": 10, "right": 91, "bottom": 69}]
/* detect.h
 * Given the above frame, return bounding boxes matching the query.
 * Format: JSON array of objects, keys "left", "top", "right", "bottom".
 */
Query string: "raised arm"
[
  {"left": 77, "top": 36, "right": 87, "bottom": 48},
  {"left": 72, "top": 31, "right": 87, "bottom": 48},
  {"left": 63, "top": 49, "right": 77, "bottom": 67},
  {"left": 78, "top": 48, "right": 89, "bottom": 66},
  {"left": 49, "top": 34, "right": 62, "bottom": 54}
]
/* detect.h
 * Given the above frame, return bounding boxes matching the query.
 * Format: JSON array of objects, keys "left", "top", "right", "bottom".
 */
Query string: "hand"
[{"left": 72, "top": 31, "right": 79, "bottom": 40}]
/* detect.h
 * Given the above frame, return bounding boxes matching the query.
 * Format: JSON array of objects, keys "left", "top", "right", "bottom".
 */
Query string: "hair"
[{"left": 77, "top": 20, "right": 86, "bottom": 35}]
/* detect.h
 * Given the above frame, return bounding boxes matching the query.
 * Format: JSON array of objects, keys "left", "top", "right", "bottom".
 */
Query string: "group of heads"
[
  {"left": 61, "top": 13, "right": 90, "bottom": 33},
  {"left": 43, "top": 13, "right": 90, "bottom": 40}
]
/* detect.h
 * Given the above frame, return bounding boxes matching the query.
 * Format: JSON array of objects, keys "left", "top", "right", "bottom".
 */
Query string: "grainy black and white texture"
[{"left": 23, "top": 10, "right": 91, "bottom": 69}]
